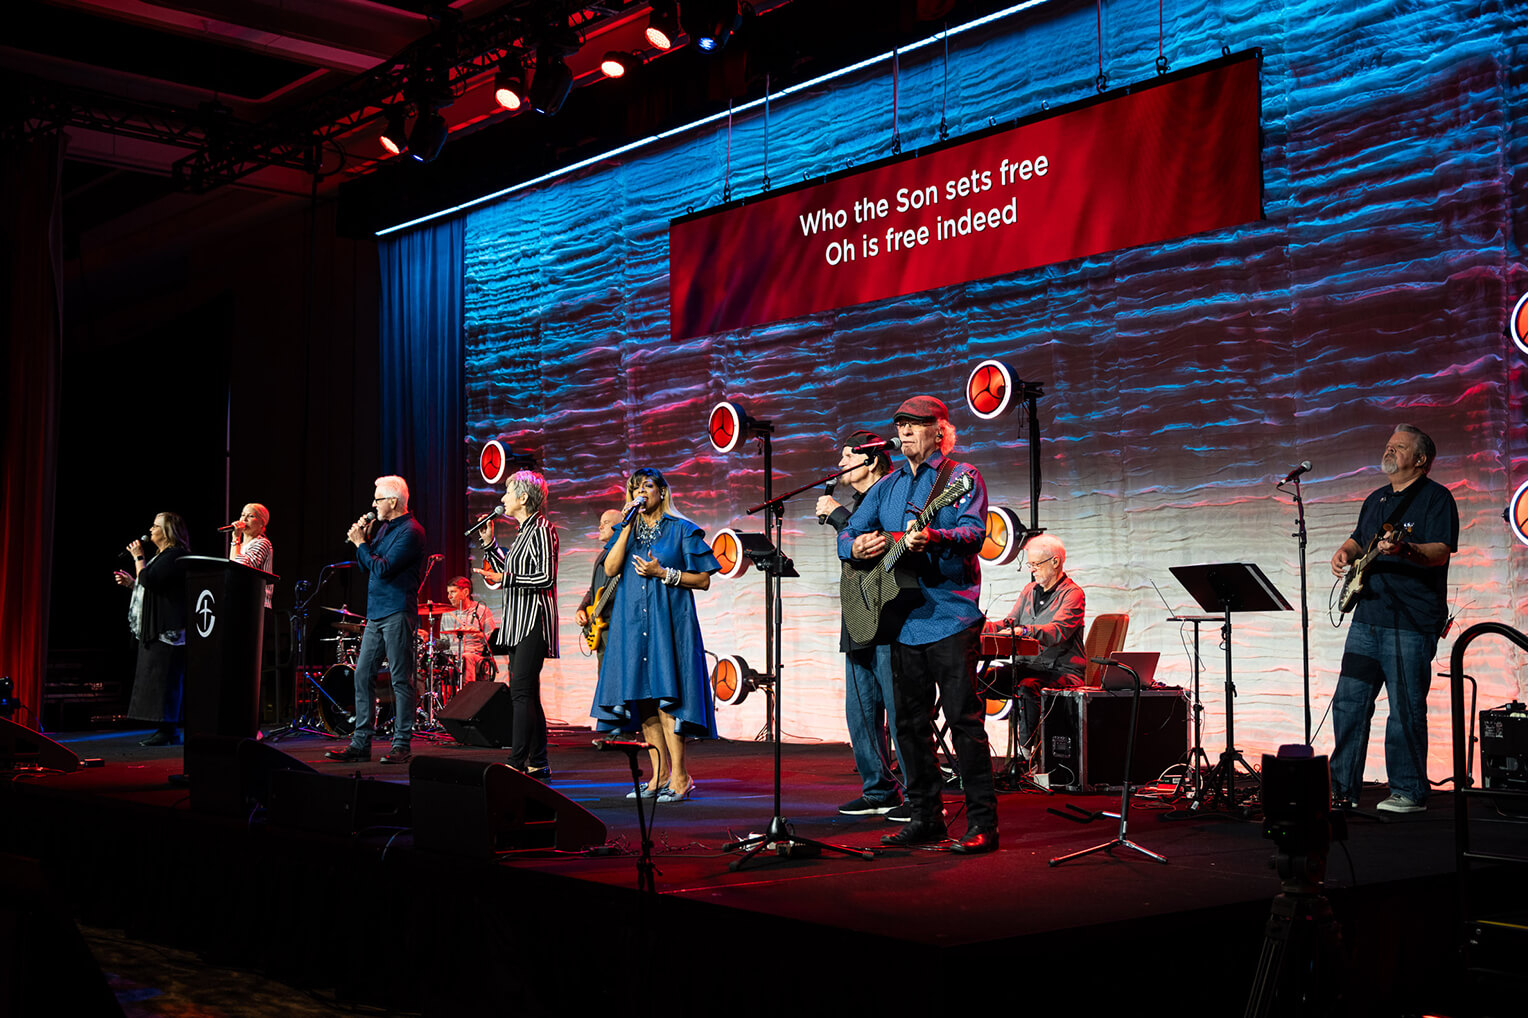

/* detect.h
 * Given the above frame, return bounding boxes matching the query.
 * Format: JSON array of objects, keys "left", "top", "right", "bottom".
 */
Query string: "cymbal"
[
  {"left": 323, "top": 605, "right": 364, "bottom": 619},
  {"left": 332, "top": 621, "right": 366, "bottom": 635},
  {"left": 417, "top": 603, "right": 453, "bottom": 616}
]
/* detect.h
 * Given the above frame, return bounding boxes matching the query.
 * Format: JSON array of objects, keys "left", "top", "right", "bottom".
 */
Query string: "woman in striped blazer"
[{"left": 478, "top": 470, "right": 559, "bottom": 780}]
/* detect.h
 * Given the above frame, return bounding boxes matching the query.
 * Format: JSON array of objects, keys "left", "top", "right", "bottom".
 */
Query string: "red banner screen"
[{"left": 669, "top": 53, "right": 1262, "bottom": 340}]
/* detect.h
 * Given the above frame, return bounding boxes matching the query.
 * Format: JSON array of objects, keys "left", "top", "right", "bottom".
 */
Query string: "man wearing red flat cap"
[{"left": 837, "top": 396, "right": 999, "bottom": 854}]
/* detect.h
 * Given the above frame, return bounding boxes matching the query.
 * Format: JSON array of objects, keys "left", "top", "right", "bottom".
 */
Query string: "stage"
[{"left": 0, "top": 723, "right": 1490, "bottom": 1017}]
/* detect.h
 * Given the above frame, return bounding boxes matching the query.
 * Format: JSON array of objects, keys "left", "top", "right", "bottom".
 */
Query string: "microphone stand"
[
  {"left": 266, "top": 564, "right": 351, "bottom": 741},
  {"left": 723, "top": 436, "right": 874, "bottom": 870},
  {"left": 597, "top": 739, "right": 659, "bottom": 893},
  {"left": 1277, "top": 476, "right": 1313, "bottom": 745},
  {"left": 1047, "top": 659, "right": 1167, "bottom": 865}
]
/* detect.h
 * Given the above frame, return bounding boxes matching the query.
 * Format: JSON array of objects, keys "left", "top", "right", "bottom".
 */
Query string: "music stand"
[{"left": 1169, "top": 562, "right": 1291, "bottom": 816}]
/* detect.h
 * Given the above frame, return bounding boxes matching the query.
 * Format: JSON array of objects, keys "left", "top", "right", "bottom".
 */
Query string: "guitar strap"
[
  {"left": 1378, "top": 479, "right": 1426, "bottom": 535},
  {"left": 924, "top": 458, "right": 957, "bottom": 512}
]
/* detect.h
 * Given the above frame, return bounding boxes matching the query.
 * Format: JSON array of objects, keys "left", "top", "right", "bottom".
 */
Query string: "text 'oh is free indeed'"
[{"left": 798, "top": 155, "right": 1050, "bottom": 266}]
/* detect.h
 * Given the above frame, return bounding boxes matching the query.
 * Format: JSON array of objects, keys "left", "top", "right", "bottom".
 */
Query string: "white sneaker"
[{"left": 1376, "top": 793, "right": 1424, "bottom": 814}]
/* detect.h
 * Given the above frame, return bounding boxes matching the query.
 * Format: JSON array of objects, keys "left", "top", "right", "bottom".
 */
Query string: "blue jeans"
[
  {"left": 845, "top": 643, "right": 901, "bottom": 803},
  {"left": 352, "top": 611, "right": 418, "bottom": 750},
  {"left": 1330, "top": 621, "right": 1437, "bottom": 803}
]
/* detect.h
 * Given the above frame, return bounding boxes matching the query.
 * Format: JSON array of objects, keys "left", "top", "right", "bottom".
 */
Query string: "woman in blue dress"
[{"left": 591, "top": 468, "right": 719, "bottom": 803}]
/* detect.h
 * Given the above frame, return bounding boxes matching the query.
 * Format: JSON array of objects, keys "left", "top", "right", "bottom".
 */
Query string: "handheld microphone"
[
  {"left": 852, "top": 436, "right": 902, "bottom": 453},
  {"left": 621, "top": 497, "right": 643, "bottom": 525},
  {"left": 817, "top": 479, "right": 837, "bottom": 526},
  {"left": 218, "top": 522, "right": 243, "bottom": 533},
  {"left": 465, "top": 506, "right": 506, "bottom": 536},
  {"left": 1280, "top": 461, "right": 1313, "bottom": 484},
  {"left": 117, "top": 534, "right": 153, "bottom": 560},
  {"left": 363, "top": 509, "right": 378, "bottom": 523}
]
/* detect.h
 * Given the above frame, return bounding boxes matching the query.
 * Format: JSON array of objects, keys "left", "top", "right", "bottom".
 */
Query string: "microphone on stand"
[
  {"left": 817, "top": 478, "right": 837, "bottom": 526},
  {"left": 1280, "top": 461, "right": 1313, "bottom": 484},
  {"left": 852, "top": 436, "right": 902, "bottom": 454}
]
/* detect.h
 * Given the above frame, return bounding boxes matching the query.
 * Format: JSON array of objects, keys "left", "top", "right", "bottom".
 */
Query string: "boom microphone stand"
[
  {"left": 723, "top": 433, "right": 874, "bottom": 870},
  {"left": 1276, "top": 468, "right": 1314, "bottom": 745}
]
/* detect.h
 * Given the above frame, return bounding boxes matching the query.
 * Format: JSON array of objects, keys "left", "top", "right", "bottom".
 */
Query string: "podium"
[{"left": 182, "top": 556, "right": 276, "bottom": 739}]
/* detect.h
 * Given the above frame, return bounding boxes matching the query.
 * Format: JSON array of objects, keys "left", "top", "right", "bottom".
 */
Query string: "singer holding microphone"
[
  {"left": 326, "top": 476, "right": 426, "bottom": 765},
  {"left": 225, "top": 503, "right": 274, "bottom": 607},
  {"left": 816, "top": 429, "right": 906, "bottom": 817},
  {"left": 477, "top": 470, "right": 559, "bottom": 780},
  {"left": 112, "top": 512, "right": 192, "bottom": 746},
  {"left": 590, "top": 468, "right": 720, "bottom": 803}
]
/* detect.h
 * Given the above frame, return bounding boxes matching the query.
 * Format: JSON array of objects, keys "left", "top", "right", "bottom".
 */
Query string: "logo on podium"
[{"left": 195, "top": 589, "right": 217, "bottom": 637}]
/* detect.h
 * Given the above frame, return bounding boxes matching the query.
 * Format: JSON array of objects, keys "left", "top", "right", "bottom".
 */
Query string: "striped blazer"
[{"left": 483, "top": 511, "right": 560, "bottom": 658}]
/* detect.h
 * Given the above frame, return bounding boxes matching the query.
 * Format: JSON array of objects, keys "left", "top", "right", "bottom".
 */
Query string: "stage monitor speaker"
[
  {"left": 1040, "top": 687, "right": 1188, "bottom": 793},
  {"left": 185, "top": 735, "right": 317, "bottom": 816},
  {"left": 410, "top": 756, "right": 607, "bottom": 857},
  {"left": 267, "top": 769, "right": 411, "bottom": 837},
  {"left": 0, "top": 718, "right": 81, "bottom": 773},
  {"left": 437, "top": 681, "right": 514, "bottom": 747}
]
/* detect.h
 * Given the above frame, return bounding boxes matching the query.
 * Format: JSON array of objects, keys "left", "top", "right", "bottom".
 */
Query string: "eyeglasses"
[
  {"left": 372, "top": 495, "right": 397, "bottom": 504},
  {"left": 1026, "top": 555, "right": 1056, "bottom": 569}
]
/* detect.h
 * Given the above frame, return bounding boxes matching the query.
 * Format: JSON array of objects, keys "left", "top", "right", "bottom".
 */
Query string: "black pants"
[
  {"left": 892, "top": 622, "right": 998, "bottom": 830},
  {"left": 506, "top": 629, "right": 548, "bottom": 771}
]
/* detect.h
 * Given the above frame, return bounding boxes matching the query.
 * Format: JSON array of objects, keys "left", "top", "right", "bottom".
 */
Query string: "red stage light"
[
  {"left": 966, "top": 359, "right": 1015, "bottom": 420},
  {"left": 708, "top": 401, "right": 743, "bottom": 453},
  {"left": 1511, "top": 291, "right": 1528, "bottom": 357},
  {"left": 479, "top": 440, "right": 507, "bottom": 485},
  {"left": 1510, "top": 479, "right": 1528, "bottom": 546},
  {"left": 979, "top": 507, "right": 1024, "bottom": 565},
  {"left": 711, "top": 528, "right": 749, "bottom": 578}
]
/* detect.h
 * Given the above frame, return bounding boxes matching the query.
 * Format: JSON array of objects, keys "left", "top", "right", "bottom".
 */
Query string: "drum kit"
[{"left": 308, "top": 601, "right": 474, "bottom": 738}]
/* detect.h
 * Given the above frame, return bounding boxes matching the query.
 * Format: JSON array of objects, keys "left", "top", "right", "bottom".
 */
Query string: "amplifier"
[
  {"left": 1481, "top": 702, "right": 1528, "bottom": 792},
  {"left": 1040, "top": 687, "right": 1189, "bottom": 793}
]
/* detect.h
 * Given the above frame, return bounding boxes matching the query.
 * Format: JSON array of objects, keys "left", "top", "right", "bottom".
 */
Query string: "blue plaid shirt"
[{"left": 837, "top": 454, "right": 987, "bottom": 646}]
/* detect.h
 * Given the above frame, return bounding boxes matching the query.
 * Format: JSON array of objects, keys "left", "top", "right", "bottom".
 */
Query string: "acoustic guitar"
[{"left": 841, "top": 474, "right": 975, "bottom": 645}]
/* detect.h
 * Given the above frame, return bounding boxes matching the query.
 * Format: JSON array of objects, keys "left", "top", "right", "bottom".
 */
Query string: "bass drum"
[{"left": 316, "top": 663, "right": 394, "bottom": 737}]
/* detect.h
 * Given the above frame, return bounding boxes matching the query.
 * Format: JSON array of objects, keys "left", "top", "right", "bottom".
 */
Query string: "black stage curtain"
[
  {"left": 0, "top": 133, "right": 65, "bottom": 728},
  {"left": 378, "top": 218, "right": 465, "bottom": 601}
]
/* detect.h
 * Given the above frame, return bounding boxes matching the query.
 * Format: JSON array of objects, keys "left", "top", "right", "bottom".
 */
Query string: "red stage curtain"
[{"left": 0, "top": 133, "right": 64, "bottom": 729}]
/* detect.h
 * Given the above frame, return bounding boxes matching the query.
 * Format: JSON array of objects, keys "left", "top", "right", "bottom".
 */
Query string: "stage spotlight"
[
  {"left": 379, "top": 106, "right": 407, "bottom": 156},
  {"left": 682, "top": 0, "right": 741, "bottom": 52},
  {"left": 712, "top": 528, "right": 749, "bottom": 579},
  {"left": 1510, "top": 479, "right": 1528, "bottom": 546},
  {"left": 529, "top": 47, "right": 574, "bottom": 116},
  {"left": 707, "top": 400, "right": 771, "bottom": 453},
  {"left": 600, "top": 51, "right": 634, "bottom": 79},
  {"left": 712, "top": 654, "right": 769, "bottom": 706},
  {"left": 1511, "top": 291, "right": 1528, "bottom": 357},
  {"left": 979, "top": 506, "right": 1025, "bottom": 565},
  {"left": 494, "top": 56, "right": 527, "bottom": 111},
  {"left": 408, "top": 108, "right": 448, "bottom": 163},
  {"left": 966, "top": 359, "right": 1018, "bottom": 420},
  {"left": 646, "top": 1, "right": 680, "bottom": 50}
]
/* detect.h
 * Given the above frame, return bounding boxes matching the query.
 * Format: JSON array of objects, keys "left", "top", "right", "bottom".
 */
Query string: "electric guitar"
[
  {"left": 841, "top": 474, "right": 975, "bottom": 645},
  {"left": 582, "top": 574, "right": 620, "bottom": 653},
  {"left": 1338, "top": 523, "right": 1399, "bottom": 614}
]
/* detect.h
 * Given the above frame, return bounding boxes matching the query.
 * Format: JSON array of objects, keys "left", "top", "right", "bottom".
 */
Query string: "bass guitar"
[
  {"left": 841, "top": 474, "right": 975, "bottom": 645},
  {"left": 1338, "top": 523, "right": 1399, "bottom": 614},
  {"left": 582, "top": 575, "right": 620, "bottom": 653}
]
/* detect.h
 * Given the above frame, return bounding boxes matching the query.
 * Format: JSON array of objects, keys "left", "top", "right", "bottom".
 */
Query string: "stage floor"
[{"left": 2, "top": 722, "right": 1492, "bottom": 1016}]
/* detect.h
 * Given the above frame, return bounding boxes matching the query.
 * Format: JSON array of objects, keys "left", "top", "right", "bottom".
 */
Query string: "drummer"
[{"left": 445, "top": 575, "right": 497, "bottom": 683}]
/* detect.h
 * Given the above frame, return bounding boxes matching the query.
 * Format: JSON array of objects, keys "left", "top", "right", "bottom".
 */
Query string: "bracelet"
[{"left": 664, "top": 567, "right": 680, "bottom": 587}]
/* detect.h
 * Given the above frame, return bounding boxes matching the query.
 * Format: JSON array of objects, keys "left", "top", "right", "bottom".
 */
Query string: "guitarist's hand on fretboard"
[{"left": 904, "top": 519, "right": 929, "bottom": 552}]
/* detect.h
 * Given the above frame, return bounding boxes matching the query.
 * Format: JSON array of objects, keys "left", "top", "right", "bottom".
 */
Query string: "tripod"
[
  {"left": 266, "top": 567, "right": 350, "bottom": 741},
  {"left": 723, "top": 429, "right": 873, "bottom": 869}
]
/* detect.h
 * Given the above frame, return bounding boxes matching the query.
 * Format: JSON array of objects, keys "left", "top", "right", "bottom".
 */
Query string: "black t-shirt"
[{"left": 1349, "top": 476, "right": 1459, "bottom": 635}]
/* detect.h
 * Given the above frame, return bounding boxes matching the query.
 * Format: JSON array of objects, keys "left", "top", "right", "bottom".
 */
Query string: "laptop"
[{"left": 1096, "top": 651, "right": 1160, "bottom": 690}]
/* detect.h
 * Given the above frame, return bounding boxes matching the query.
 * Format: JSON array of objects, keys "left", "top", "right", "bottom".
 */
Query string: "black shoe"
[
  {"left": 885, "top": 802, "right": 913, "bottom": 823},
  {"left": 380, "top": 746, "right": 412, "bottom": 765},
  {"left": 325, "top": 745, "right": 370, "bottom": 762},
  {"left": 881, "top": 820, "right": 948, "bottom": 847},
  {"left": 839, "top": 796, "right": 900, "bottom": 816},
  {"left": 138, "top": 728, "right": 177, "bottom": 747},
  {"left": 951, "top": 827, "right": 999, "bottom": 854},
  {"left": 525, "top": 767, "right": 551, "bottom": 782}
]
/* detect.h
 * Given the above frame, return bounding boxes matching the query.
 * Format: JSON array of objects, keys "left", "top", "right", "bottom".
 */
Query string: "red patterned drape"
[{"left": 0, "top": 133, "right": 64, "bottom": 730}]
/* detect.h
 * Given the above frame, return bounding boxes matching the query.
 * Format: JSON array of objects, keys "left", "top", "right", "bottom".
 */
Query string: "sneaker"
[
  {"left": 885, "top": 802, "right": 913, "bottom": 823},
  {"left": 839, "top": 796, "right": 900, "bottom": 816},
  {"left": 1376, "top": 794, "right": 1424, "bottom": 814}
]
